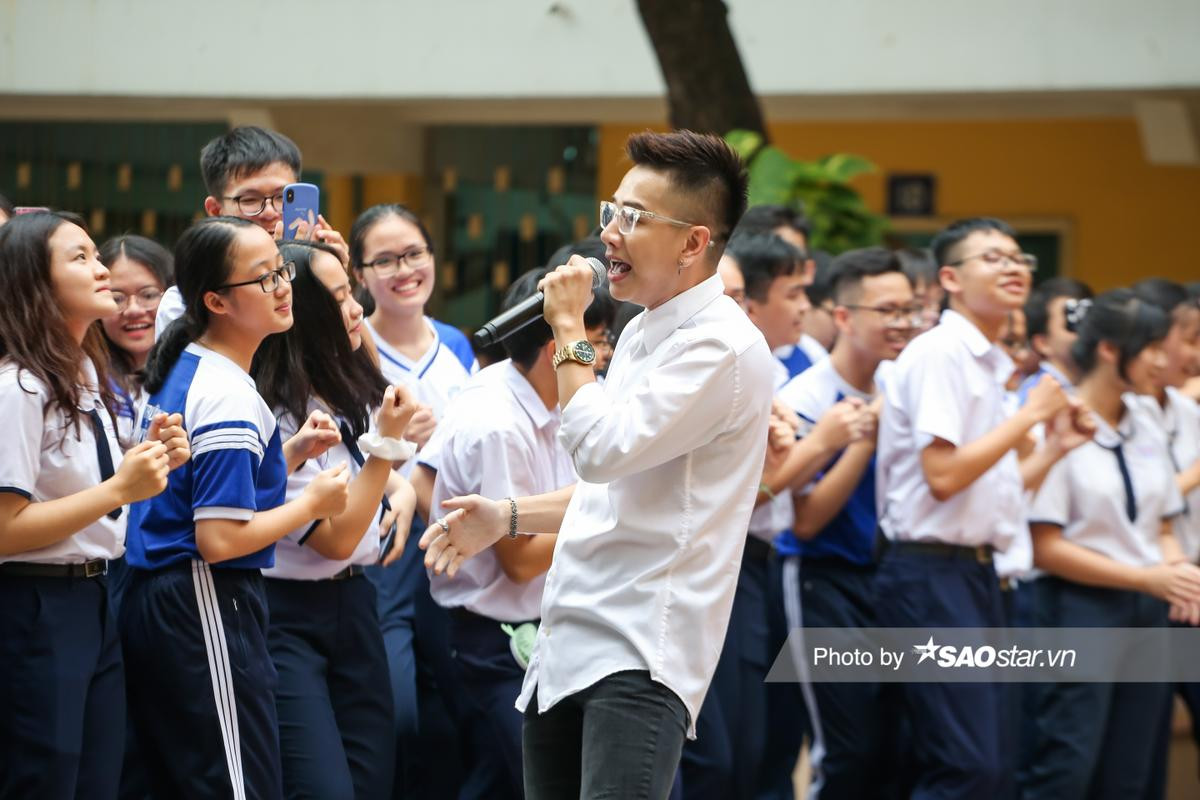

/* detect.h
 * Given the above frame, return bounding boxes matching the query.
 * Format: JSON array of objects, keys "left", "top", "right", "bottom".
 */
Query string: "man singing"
[{"left": 420, "top": 130, "right": 774, "bottom": 799}]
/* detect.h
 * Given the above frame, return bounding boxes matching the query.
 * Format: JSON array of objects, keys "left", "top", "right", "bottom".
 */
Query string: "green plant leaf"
[
  {"left": 725, "top": 130, "right": 764, "bottom": 163},
  {"left": 819, "top": 153, "right": 877, "bottom": 183}
]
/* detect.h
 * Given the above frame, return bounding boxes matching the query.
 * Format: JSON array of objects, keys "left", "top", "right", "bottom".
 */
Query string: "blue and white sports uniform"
[
  {"left": 774, "top": 357, "right": 896, "bottom": 800},
  {"left": 120, "top": 343, "right": 288, "bottom": 800},
  {"left": 368, "top": 317, "right": 477, "bottom": 431},
  {"left": 364, "top": 316, "right": 476, "bottom": 798}
]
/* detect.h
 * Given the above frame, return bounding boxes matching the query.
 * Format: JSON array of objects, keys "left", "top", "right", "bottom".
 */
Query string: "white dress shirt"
[
  {"left": 1029, "top": 396, "right": 1184, "bottom": 567},
  {"left": 1133, "top": 387, "right": 1200, "bottom": 562},
  {"left": 747, "top": 359, "right": 794, "bottom": 543},
  {"left": 0, "top": 358, "right": 125, "bottom": 563},
  {"left": 876, "top": 309, "right": 1024, "bottom": 551},
  {"left": 429, "top": 360, "right": 577, "bottom": 622},
  {"left": 515, "top": 272, "right": 775, "bottom": 737}
]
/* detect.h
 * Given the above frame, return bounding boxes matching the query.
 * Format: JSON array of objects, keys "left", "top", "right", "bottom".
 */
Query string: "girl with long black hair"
[
  {"left": 256, "top": 239, "right": 417, "bottom": 799},
  {"left": 0, "top": 212, "right": 177, "bottom": 799}
]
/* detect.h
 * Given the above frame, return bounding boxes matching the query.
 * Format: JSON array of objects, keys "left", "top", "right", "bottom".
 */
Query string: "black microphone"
[{"left": 472, "top": 257, "right": 607, "bottom": 349}]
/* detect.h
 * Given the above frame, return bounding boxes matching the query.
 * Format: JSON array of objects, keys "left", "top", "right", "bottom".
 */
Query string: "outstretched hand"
[{"left": 418, "top": 494, "right": 508, "bottom": 577}]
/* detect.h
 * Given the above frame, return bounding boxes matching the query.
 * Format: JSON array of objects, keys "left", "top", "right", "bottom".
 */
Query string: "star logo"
[{"left": 913, "top": 635, "right": 939, "bottom": 665}]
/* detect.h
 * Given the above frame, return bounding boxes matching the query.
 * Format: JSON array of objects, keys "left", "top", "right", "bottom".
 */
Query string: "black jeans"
[{"left": 523, "top": 669, "right": 688, "bottom": 800}]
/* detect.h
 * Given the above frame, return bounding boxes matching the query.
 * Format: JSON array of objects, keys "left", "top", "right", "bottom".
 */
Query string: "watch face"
[{"left": 573, "top": 340, "right": 597, "bottom": 363}]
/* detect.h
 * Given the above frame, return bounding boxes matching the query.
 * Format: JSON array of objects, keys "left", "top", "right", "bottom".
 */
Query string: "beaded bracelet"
[{"left": 504, "top": 497, "right": 518, "bottom": 539}]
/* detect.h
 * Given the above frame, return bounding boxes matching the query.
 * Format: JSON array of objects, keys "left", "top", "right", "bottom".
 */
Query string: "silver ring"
[{"left": 437, "top": 518, "right": 450, "bottom": 534}]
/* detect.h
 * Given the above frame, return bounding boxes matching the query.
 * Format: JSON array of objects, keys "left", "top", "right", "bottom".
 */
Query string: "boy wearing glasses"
[
  {"left": 420, "top": 131, "right": 775, "bottom": 800},
  {"left": 156, "top": 126, "right": 349, "bottom": 336},
  {"left": 774, "top": 247, "right": 917, "bottom": 799},
  {"left": 875, "top": 217, "right": 1087, "bottom": 798}
]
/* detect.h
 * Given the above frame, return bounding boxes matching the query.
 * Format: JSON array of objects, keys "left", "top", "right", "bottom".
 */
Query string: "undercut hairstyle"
[
  {"left": 726, "top": 233, "right": 802, "bottom": 303},
  {"left": 97, "top": 234, "right": 175, "bottom": 390},
  {"left": 546, "top": 237, "right": 618, "bottom": 331},
  {"left": 931, "top": 217, "right": 1018, "bottom": 268},
  {"left": 1024, "top": 277, "right": 1093, "bottom": 340},
  {"left": 501, "top": 268, "right": 554, "bottom": 370},
  {"left": 254, "top": 241, "right": 387, "bottom": 438},
  {"left": 1131, "top": 278, "right": 1196, "bottom": 321},
  {"left": 0, "top": 211, "right": 116, "bottom": 439},
  {"left": 735, "top": 204, "right": 811, "bottom": 245},
  {"left": 625, "top": 130, "right": 748, "bottom": 250},
  {"left": 1069, "top": 289, "right": 1170, "bottom": 381},
  {"left": 827, "top": 247, "right": 908, "bottom": 305},
  {"left": 143, "top": 217, "right": 256, "bottom": 394},
  {"left": 199, "top": 126, "right": 302, "bottom": 199}
]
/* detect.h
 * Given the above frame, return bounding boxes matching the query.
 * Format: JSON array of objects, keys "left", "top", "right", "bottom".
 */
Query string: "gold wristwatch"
[{"left": 552, "top": 340, "right": 597, "bottom": 369}]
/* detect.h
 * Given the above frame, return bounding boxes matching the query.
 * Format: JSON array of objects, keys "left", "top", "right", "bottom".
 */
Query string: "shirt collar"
[
  {"left": 1093, "top": 395, "right": 1139, "bottom": 448},
  {"left": 503, "top": 360, "right": 557, "bottom": 430},
  {"left": 640, "top": 272, "right": 725, "bottom": 353},
  {"left": 938, "top": 308, "right": 1014, "bottom": 384}
]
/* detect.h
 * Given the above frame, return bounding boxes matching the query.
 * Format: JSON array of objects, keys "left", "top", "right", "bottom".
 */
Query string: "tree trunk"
[{"left": 635, "top": 0, "right": 768, "bottom": 142}]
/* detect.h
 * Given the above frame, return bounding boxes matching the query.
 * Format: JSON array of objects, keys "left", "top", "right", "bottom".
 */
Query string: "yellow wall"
[
  {"left": 599, "top": 119, "right": 1200, "bottom": 290},
  {"left": 321, "top": 173, "right": 425, "bottom": 247}
]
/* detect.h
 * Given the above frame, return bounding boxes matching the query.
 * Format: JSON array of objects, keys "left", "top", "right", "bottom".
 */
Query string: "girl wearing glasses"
[
  {"left": 97, "top": 235, "right": 173, "bottom": 448},
  {"left": 0, "top": 212, "right": 175, "bottom": 799},
  {"left": 119, "top": 217, "right": 350, "bottom": 799},
  {"left": 1024, "top": 290, "right": 1199, "bottom": 798},
  {"left": 350, "top": 203, "right": 476, "bottom": 797},
  {"left": 255, "top": 240, "right": 418, "bottom": 799}
]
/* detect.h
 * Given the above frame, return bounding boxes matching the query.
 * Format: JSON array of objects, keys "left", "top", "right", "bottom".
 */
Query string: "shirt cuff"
[{"left": 557, "top": 381, "right": 608, "bottom": 455}]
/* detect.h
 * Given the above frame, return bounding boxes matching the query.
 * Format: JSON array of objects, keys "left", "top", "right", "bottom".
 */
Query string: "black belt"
[
  {"left": 888, "top": 540, "right": 994, "bottom": 565},
  {"left": 0, "top": 559, "right": 108, "bottom": 578},
  {"left": 328, "top": 565, "right": 365, "bottom": 581}
]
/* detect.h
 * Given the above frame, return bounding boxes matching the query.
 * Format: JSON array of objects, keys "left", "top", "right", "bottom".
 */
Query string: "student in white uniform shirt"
[
  {"left": 875, "top": 217, "right": 1091, "bottom": 798},
  {"left": 155, "top": 126, "right": 351, "bottom": 338},
  {"left": 0, "top": 211, "right": 183, "bottom": 800},
  {"left": 776, "top": 247, "right": 918, "bottom": 800},
  {"left": 1023, "top": 289, "right": 1200, "bottom": 799},
  {"left": 1128, "top": 278, "right": 1200, "bottom": 796},
  {"left": 350, "top": 202, "right": 477, "bottom": 797},
  {"left": 424, "top": 269, "right": 578, "bottom": 799},
  {"left": 421, "top": 131, "right": 775, "bottom": 800},
  {"left": 254, "top": 241, "right": 419, "bottom": 800},
  {"left": 679, "top": 232, "right": 807, "bottom": 800}
]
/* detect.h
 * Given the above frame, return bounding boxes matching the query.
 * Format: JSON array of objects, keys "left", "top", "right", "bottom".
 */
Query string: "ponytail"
[{"left": 140, "top": 216, "right": 254, "bottom": 392}]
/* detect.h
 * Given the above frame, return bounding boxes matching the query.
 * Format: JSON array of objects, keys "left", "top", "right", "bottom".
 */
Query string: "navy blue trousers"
[
  {"left": 755, "top": 551, "right": 809, "bottom": 800},
  {"left": 1021, "top": 578, "right": 1169, "bottom": 800},
  {"left": 120, "top": 562, "right": 282, "bottom": 800},
  {"left": 366, "top": 515, "right": 466, "bottom": 800},
  {"left": 874, "top": 548, "right": 1009, "bottom": 800},
  {"left": 265, "top": 575, "right": 395, "bottom": 800},
  {"left": 447, "top": 607, "right": 536, "bottom": 799},
  {"left": 797, "top": 559, "right": 902, "bottom": 800},
  {"left": 0, "top": 573, "right": 124, "bottom": 800},
  {"left": 682, "top": 543, "right": 771, "bottom": 800}
]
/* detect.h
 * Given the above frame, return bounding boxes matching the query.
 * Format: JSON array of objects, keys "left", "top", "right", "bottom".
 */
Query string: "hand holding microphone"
[{"left": 473, "top": 256, "right": 607, "bottom": 348}]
